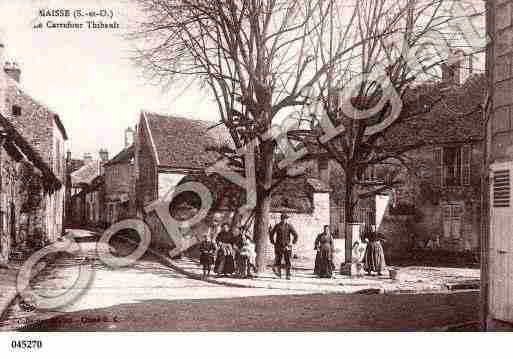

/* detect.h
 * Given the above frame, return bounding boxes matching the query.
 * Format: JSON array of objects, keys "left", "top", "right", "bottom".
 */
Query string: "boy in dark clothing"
[{"left": 199, "top": 234, "right": 217, "bottom": 279}]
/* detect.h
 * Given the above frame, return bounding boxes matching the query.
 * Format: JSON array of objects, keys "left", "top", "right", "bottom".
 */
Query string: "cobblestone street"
[{"left": 0, "top": 235, "right": 480, "bottom": 331}]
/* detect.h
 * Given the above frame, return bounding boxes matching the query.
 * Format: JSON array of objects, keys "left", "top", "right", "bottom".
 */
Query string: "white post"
[
  {"left": 0, "top": 35, "right": 6, "bottom": 118},
  {"left": 341, "top": 222, "right": 361, "bottom": 276}
]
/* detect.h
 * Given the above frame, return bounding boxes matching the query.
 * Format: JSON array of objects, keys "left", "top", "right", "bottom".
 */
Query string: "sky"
[
  {"left": 0, "top": 0, "right": 487, "bottom": 161},
  {"left": 0, "top": 0, "right": 219, "bottom": 160}
]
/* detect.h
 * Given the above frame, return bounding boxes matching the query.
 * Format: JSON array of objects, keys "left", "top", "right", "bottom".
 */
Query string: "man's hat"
[{"left": 281, "top": 213, "right": 289, "bottom": 219}]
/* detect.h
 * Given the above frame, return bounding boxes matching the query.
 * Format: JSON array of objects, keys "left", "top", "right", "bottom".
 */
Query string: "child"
[
  {"left": 199, "top": 234, "right": 217, "bottom": 279},
  {"left": 239, "top": 235, "right": 257, "bottom": 278}
]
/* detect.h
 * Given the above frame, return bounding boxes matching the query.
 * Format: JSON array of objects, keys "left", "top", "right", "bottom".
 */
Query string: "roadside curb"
[
  {"left": 431, "top": 320, "right": 481, "bottom": 332},
  {"left": 108, "top": 230, "right": 482, "bottom": 295},
  {"left": 445, "top": 280, "right": 480, "bottom": 291}
]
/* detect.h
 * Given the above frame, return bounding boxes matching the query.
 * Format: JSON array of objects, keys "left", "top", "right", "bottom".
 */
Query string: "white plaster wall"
[
  {"left": 376, "top": 194, "right": 390, "bottom": 229},
  {"left": 158, "top": 172, "right": 186, "bottom": 199},
  {"left": 268, "top": 192, "right": 331, "bottom": 263}
]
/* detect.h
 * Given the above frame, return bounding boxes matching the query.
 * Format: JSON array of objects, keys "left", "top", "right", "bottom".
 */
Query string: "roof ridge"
[
  {"left": 7, "top": 76, "right": 68, "bottom": 139},
  {"left": 143, "top": 110, "right": 216, "bottom": 128}
]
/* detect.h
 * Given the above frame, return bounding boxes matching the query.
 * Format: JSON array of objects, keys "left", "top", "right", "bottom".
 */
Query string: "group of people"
[
  {"left": 198, "top": 213, "right": 387, "bottom": 281},
  {"left": 198, "top": 223, "right": 256, "bottom": 280}
]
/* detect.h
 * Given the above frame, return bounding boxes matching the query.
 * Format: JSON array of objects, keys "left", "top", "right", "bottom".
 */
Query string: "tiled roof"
[
  {"left": 177, "top": 173, "right": 329, "bottom": 213},
  {"left": 70, "top": 160, "right": 100, "bottom": 186},
  {"left": 143, "top": 111, "right": 232, "bottom": 169},
  {"left": 6, "top": 77, "right": 68, "bottom": 140},
  {"left": 0, "top": 114, "right": 61, "bottom": 190},
  {"left": 68, "top": 159, "right": 85, "bottom": 173},
  {"left": 105, "top": 145, "right": 134, "bottom": 166},
  {"left": 382, "top": 74, "right": 486, "bottom": 148}
]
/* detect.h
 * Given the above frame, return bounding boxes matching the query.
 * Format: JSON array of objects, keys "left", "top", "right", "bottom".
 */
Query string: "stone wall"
[
  {"left": 105, "top": 161, "right": 134, "bottom": 225},
  {"left": 267, "top": 192, "right": 331, "bottom": 262},
  {"left": 135, "top": 119, "right": 157, "bottom": 209},
  {"left": 0, "top": 147, "right": 50, "bottom": 264},
  {"left": 381, "top": 143, "right": 483, "bottom": 253},
  {"left": 486, "top": 0, "right": 513, "bottom": 328},
  {"left": 105, "top": 162, "right": 133, "bottom": 200},
  {"left": 5, "top": 82, "right": 55, "bottom": 169},
  {"left": 4, "top": 78, "right": 66, "bottom": 242},
  {"left": 143, "top": 190, "right": 331, "bottom": 265}
]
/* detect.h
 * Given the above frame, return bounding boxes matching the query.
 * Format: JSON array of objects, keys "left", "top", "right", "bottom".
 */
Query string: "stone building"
[
  {"left": 133, "top": 111, "right": 332, "bottom": 261},
  {"left": 104, "top": 128, "right": 135, "bottom": 225},
  {"left": 2, "top": 63, "right": 68, "bottom": 243},
  {"left": 69, "top": 150, "right": 108, "bottom": 227},
  {"left": 377, "top": 71, "right": 486, "bottom": 261},
  {"left": 84, "top": 174, "right": 105, "bottom": 228},
  {"left": 0, "top": 40, "right": 67, "bottom": 258},
  {"left": 0, "top": 114, "right": 62, "bottom": 265},
  {"left": 484, "top": 0, "right": 513, "bottom": 330}
]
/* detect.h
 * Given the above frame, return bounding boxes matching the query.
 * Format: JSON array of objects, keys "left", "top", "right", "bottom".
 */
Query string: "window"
[
  {"left": 434, "top": 145, "right": 471, "bottom": 187},
  {"left": 442, "top": 203, "right": 464, "bottom": 239},
  {"left": 359, "top": 165, "right": 377, "bottom": 182},
  {"left": 12, "top": 105, "right": 21, "bottom": 117},
  {"left": 444, "top": 147, "right": 461, "bottom": 186}
]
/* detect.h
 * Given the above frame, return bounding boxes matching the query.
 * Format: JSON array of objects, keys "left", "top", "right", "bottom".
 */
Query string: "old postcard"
[{"left": 0, "top": 0, "right": 510, "bottom": 352}]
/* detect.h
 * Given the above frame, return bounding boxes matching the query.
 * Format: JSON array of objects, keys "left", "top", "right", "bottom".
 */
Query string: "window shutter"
[
  {"left": 442, "top": 205, "right": 452, "bottom": 238},
  {"left": 451, "top": 204, "right": 463, "bottom": 239},
  {"left": 461, "top": 145, "right": 471, "bottom": 185},
  {"left": 434, "top": 147, "right": 443, "bottom": 187},
  {"left": 493, "top": 170, "right": 510, "bottom": 208}
]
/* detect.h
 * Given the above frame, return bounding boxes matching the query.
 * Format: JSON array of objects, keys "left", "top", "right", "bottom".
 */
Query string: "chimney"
[
  {"left": 441, "top": 50, "right": 464, "bottom": 86},
  {"left": 318, "top": 157, "right": 330, "bottom": 186},
  {"left": 0, "top": 38, "right": 6, "bottom": 117},
  {"left": 83, "top": 152, "right": 93, "bottom": 164},
  {"left": 4, "top": 61, "right": 20, "bottom": 83},
  {"left": 99, "top": 148, "right": 109, "bottom": 163},
  {"left": 125, "top": 126, "right": 134, "bottom": 148}
]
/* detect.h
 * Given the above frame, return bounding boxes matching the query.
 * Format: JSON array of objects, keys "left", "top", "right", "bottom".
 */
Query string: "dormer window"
[{"left": 12, "top": 105, "right": 21, "bottom": 117}]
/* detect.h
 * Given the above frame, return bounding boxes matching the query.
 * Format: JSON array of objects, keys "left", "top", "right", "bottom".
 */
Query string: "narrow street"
[{"left": 0, "top": 236, "right": 479, "bottom": 331}]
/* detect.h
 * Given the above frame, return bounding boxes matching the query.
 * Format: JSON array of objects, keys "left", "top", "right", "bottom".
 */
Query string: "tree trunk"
[
  {"left": 253, "top": 139, "right": 274, "bottom": 273},
  {"left": 253, "top": 192, "right": 272, "bottom": 273},
  {"left": 344, "top": 169, "right": 357, "bottom": 265}
]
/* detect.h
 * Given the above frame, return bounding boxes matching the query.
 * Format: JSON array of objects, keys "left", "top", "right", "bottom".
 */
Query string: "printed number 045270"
[{"left": 11, "top": 340, "right": 42, "bottom": 350}]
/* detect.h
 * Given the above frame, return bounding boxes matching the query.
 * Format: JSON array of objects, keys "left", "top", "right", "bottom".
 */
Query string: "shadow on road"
[{"left": 20, "top": 291, "right": 480, "bottom": 332}]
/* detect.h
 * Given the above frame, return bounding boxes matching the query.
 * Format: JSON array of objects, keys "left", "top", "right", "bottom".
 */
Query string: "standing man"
[{"left": 270, "top": 213, "right": 298, "bottom": 280}]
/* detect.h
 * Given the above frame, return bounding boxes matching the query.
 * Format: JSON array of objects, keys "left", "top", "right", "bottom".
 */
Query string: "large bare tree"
[
  {"left": 289, "top": 0, "right": 485, "bottom": 270},
  {"left": 129, "top": 0, "right": 482, "bottom": 271}
]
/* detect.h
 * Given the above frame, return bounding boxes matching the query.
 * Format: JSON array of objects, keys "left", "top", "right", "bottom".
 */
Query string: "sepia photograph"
[{"left": 0, "top": 0, "right": 509, "bottom": 351}]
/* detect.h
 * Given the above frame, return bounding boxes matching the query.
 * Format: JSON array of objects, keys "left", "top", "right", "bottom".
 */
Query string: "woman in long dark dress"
[
  {"left": 363, "top": 229, "right": 386, "bottom": 275},
  {"left": 314, "top": 225, "right": 335, "bottom": 278},
  {"left": 214, "top": 223, "right": 236, "bottom": 276}
]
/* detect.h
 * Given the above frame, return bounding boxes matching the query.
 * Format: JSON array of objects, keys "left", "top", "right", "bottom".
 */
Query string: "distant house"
[
  {"left": 133, "top": 111, "right": 332, "bottom": 260},
  {"left": 69, "top": 150, "right": 109, "bottom": 227},
  {"left": 104, "top": 132, "right": 135, "bottom": 225},
  {"left": 84, "top": 174, "right": 105, "bottom": 228}
]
